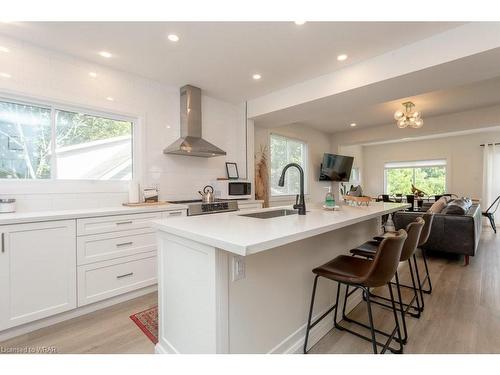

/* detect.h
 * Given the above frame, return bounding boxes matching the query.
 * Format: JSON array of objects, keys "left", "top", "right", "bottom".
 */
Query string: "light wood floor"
[{"left": 1, "top": 227, "right": 499, "bottom": 354}]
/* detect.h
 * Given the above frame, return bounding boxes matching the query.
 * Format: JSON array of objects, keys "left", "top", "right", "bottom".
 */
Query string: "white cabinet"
[
  {"left": 0, "top": 220, "right": 76, "bottom": 331},
  {"left": 77, "top": 252, "right": 156, "bottom": 306}
]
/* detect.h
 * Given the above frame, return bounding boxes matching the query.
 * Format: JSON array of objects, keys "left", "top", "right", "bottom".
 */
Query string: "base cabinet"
[{"left": 0, "top": 220, "right": 77, "bottom": 331}]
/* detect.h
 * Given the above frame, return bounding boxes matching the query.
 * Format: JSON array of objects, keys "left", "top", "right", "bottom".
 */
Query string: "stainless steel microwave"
[{"left": 212, "top": 180, "right": 252, "bottom": 200}]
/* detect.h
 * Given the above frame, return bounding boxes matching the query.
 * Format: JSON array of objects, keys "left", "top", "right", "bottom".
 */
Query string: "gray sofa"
[{"left": 393, "top": 204, "right": 482, "bottom": 265}]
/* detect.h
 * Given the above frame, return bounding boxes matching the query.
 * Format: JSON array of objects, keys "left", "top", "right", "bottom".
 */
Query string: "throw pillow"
[
  {"left": 427, "top": 196, "right": 448, "bottom": 214},
  {"left": 442, "top": 197, "right": 472, "bottom": 215}
]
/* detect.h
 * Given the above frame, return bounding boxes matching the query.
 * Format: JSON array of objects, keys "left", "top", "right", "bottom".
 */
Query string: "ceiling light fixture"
[
  {"left": 0, "top": 46, "right": 9, "bottom": 53},
  {"left": 294, "top": 21, "right": 306, "bottom": 25},
  {"left": 167, "top": 34, "right": 179, "bottom": 42},
  {"left": 337, "top": 54, "right": 348, "bottom": 61},
  {"left": 350, "top": 123, "right": 357, "bottom": 127},
  {"left": 89, "top": 72, "right": 97, "bottom": 78},
  {"left": 0, "top": 72, "right": 11, "bottom": 78},
  {"left": 394, "top": 101, "right": 423, "bottom": 129},
  {"left": 106, "top": 96, "right": 115, "bottom": 101},
  {"left": 252, "top": 73, "right": 262, "bottom": 80},
  {"left": 99, "top": 51, "right": 112, "bottom": 58}
]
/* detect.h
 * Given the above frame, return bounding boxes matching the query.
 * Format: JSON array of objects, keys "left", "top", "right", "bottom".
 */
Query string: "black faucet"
[{"left": 278, "top": 163, "right": 306, "bottom": 215}]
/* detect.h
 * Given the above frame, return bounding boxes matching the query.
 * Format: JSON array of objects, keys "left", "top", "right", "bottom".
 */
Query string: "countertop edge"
[
  {"left": 0, "top": 204, "right": 189, "bottom": 226},
  {"left": 152, "top": 204, "right": 409, "bottom": 256}
]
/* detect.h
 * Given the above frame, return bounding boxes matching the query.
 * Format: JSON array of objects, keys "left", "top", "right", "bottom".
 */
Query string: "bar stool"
[
  {"left": 391, "top": 213, "right": 434, "bottom": 307},
  {"left": 349, "top": 217, "right": 424, "bottom": 344},
  {"left": 303, "top": 230, "right": 407, "bottom": 354},
  {"left": 371, "top": 213, "right": 434, "bottom": 301}
]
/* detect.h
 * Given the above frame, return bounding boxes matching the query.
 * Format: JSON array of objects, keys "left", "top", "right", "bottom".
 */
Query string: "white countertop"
[
  {"left": 0, "top": 204, "right": 188, "bottom": 225},
  {"left": 152, "top": 202, "right": 409, "bottom": 256}
]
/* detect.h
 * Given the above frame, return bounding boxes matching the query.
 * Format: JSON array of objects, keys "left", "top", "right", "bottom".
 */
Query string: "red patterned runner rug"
[{"left": 130, "top": 306, "right": 158, "bottom": 344}]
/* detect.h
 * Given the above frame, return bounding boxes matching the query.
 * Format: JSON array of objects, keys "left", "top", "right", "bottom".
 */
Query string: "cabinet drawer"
[
  {"left": 77, "top": 212, "right": 161, "bottom": 236},
  {"left": 77, "top": 228, "right": 156, "bottom": 265},
  {"left": 77, "top": 253, "right": 156, "bottom": 306}
]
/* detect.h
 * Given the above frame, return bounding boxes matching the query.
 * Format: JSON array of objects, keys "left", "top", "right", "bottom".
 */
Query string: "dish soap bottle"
[{"left": 324, "top": 186, "right": 335, "bottom": 208}]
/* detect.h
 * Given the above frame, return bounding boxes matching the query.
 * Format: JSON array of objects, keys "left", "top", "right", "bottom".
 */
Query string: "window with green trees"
[
  {"left": 270, "top": 134, "right": 308, "bottom": 196},
  {"left": 385, "top": 160, "right": 446, "bottom": 196},
  {"left": 0, "top": 99, "right": 133, "bottom": 180}
]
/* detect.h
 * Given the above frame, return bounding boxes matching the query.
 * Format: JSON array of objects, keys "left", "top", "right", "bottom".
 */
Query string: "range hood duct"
[{"left": 163, "top": 85, "right": 226, "bottom": 158}]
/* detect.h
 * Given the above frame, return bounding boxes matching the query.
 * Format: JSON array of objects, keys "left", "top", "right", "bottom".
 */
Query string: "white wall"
[
  {"left": 254, "top": 123, "right": 332, "bottom": 206},
  {"left": 361, "top": 130, "right": 500, "bottom": 201},
  {"left": 0, "top": 34, "right": 248, "bottom": 211}
]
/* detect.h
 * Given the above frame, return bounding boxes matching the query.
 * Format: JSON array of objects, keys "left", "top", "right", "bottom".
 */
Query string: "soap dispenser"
[{"left": 324, "top": 186, "right": 335, "bottom": 208}]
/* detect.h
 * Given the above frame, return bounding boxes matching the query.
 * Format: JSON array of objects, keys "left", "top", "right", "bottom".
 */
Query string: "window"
[
  {"left": 0, "top": 99, "right": 133, "bottom": 180},
  {"left": 270, "top": 134, "right": 308, "bottom": 196},
  {"left": 384, "top": 160, "right": 446, "bottom": 196}
]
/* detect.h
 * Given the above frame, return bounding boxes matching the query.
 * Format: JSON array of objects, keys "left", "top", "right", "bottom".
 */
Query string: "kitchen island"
[{"left": 152, "top": 202, "right": 408, "bottom": 354}]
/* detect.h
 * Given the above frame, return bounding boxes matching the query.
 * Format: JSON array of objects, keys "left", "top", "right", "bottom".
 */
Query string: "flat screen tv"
[{"left": 319, "top": 153, "right": 354, "bottom": 182}]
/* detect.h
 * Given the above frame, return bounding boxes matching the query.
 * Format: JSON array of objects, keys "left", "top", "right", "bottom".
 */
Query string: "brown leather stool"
[
  {"left": 349, "top": 217, "right": 424, "bottom": 344},
  {"left": 361, "top": 213, "right": 434, "bottom": 308},
  {"left": 303, "top": 230, "right": 407, "bottom": 354}
]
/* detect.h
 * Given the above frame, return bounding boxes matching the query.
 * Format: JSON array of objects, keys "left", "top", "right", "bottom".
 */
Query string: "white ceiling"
[
  {"left": 0, "top": 22, "right": 463, "bottom": 102},
  {"left": 251, "top": 47, "right": 500, "bottom": 133}
]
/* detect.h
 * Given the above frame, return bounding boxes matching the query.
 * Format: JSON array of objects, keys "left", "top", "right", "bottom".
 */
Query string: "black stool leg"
[
  {"left": 394, "top": 271, "right": 408, "bottom": 344},
  {"left": 387, "top": 282, "right": 404, "bottom": 354},
  {"left": 303, "top": 275, "right": 319, "bottom": 354},
  {"left": 363, "top": 286, "right": 378, "bottom": 354},
  {"left": 421, "top": 248, "right": 433, "bottom": 294},
  {"left": 412, "top": 254, "right": 425, "bottom": 311},
  {"left": 408, "top": 259, "right": 423, "bottom": 318},
  {"left": 488, "top": 213, "right": 496, "bottom": 233},
  {"left": 333, "top": 282, "right": 342, "bottom": 330}
]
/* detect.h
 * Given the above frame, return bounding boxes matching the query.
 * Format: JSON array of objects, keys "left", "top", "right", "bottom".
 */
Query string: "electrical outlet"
[{"left": 232, "top": 255, "right": 245, "bottom": 281}]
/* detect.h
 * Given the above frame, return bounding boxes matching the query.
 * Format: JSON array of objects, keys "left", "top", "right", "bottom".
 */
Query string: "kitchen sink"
[{"left": 239, "top": 209, "right": 298, "bottom": 219}]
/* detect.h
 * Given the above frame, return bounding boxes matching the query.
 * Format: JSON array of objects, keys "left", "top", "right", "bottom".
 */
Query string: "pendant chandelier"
[{"left": 394, "top": 101, "right": 423, "bottom": 128}]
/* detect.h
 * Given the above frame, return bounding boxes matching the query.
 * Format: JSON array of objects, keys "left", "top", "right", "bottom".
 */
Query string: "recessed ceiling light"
[
  {"left": 0, "top": 72, "right": 11, "bottom": 78},
  {"left": 166, "top": 125, "right": 171, "bottom": 129},
  {"left": 167, "top": 34, "right": 179, "bottom": 42},
  {"left": 99, "top": 51, "right": 112, "bottom": 58},
  {"left": 252, "top": 74, "right": 262, "bottom": 80},
  {"left": 350, "top": 123, "right": 357, "bottom": 127},
  {"left": 106, "top": 96, "right": 114, "bottom": 101},
  {"left": 0, "top": 46, "right": 9, "bottom": 53},
  {"left": 337, "top": 54, "right": 348, "bottom": 61},
  {"left": 294, "top": 21, "right": 306, "bottom": 25},
  {"left": 89, "top": 72, "right": 97, "bottom": 78}
]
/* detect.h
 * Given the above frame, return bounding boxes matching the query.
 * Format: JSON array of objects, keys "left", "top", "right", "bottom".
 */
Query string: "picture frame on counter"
[{"left": 225, "top": 162, "right": 239, "bottom": 180}]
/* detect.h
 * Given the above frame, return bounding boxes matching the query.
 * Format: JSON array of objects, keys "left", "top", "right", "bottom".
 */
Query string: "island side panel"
[
  {"left": 227, "top": 218, "right": 380, "bottom": 353},
  {"left": 156, "top": 232, "right": 229, "bottom": 354}
]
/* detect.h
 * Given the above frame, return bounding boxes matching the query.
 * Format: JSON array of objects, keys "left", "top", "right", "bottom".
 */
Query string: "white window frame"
[
  {"left": 269, "top": 133, "right": 309, "bottom": 198},
  {"left": 383, "top": 159, "right": 448, "bottom": 194},
  {"left": 0, "top": 93, "right": 142, "bottom": 194}
]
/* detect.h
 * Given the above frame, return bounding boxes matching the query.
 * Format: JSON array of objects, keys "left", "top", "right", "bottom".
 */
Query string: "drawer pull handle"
[
  {"left": 116, "top": 221, "right": 133, "bottom": 225},
  {"left": 116, "top": 272, "right": 134, "bottom": 279},
  {"left": 116, "top": 241, "right": 133, "bottom": 247},
  {"left": 1, "top": 232, "right": 4, "bottom": 253},
  {"left": 168, "top": 211, "right": 182, "bottom": 216}
]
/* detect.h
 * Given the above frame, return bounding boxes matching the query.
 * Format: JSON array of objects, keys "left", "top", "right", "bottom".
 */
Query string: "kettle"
[{"left": 198, "top": 185, "right": 215, "bottom": 203}]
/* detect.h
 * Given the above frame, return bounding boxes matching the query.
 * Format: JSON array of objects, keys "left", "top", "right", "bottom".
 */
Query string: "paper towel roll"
[{"left": 128, "top": 180, "right": 140, "bottom": 203}]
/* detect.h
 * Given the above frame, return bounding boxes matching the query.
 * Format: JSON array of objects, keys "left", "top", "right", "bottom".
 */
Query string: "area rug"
[{"left": 130, "top": 306, "right": 158, "bottom": 344}]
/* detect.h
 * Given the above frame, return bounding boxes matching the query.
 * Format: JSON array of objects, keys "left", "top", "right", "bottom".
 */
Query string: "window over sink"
[
  {"left": 270, "top": 133, "right": 308, "bottom": 196},
  {"left": 0, "top": 98, "right": 133, "bottom": 181}
]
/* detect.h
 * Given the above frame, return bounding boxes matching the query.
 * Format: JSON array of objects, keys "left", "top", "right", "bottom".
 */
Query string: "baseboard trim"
[
  {"left": 268, "top": 288, "right": 362, "bottom": 354},
  {"left": 156, "top": 339, "right": 179, "bottom": 354},
  {"left": 0, "top": 285, "right": 157, "bottom": 342}
]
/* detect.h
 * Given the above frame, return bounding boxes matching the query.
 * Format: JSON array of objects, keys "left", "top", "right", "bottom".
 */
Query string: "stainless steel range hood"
[{"left": 163, "top": 85, "right": 226, "bottom": 158}]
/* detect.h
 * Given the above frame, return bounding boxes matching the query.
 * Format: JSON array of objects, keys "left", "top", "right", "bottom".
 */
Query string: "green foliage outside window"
[{"left": 385, "top": 166, "right": 446, "bottom": 196}]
